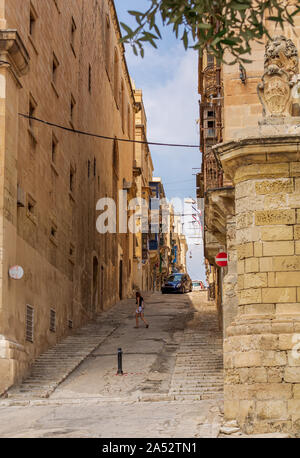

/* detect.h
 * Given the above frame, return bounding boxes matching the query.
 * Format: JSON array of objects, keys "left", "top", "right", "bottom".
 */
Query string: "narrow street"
[{"left": 0, "top": 292, "right": 224, "bottom": 438}]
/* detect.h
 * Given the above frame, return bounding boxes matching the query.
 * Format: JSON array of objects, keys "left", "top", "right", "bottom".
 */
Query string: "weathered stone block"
[
  {"left": 254, "top": 242, "right": 263, "bottom": 257},
  {"left": 268, "top": 272, "right": 276, "bottom": 287},
  {"left": 263, "top": 241, "right": 294, "bottom": 257},
  {"left": 276, "top": 302, "right": 300, "bottom": 315},
  {"left": 236, "top": 226, "right": 260, "bottom": 244},
  {"left": 257, "top": 400, "right": 288, "bottom": 420},
  {"left": 236, "top": 180, "right": 256, "bottom": 199},
  {"left": 237, "top": 260, "right": 245, "bottom": 274},
  {"left": 273, "top": 256, "right": 300, "bottom": 272},
  {"left": 235, "top": 163, "right": 289, "bottom": 183},
  {"left": 255, "top": 209, "right": 295, "bottom": 226},
  {"left": 293, "top": 384, "right": 300, "bottom": 398},
  {"left": 255, "top": 383, "right": 292, "bottom": 401},
  {"left": 275, "top": 272, "right": 300, "bottom": 287},
  {"left": 255, "top": 178, "right": 293, "bottom": 195},
  {"left": 278, "top": 334, "right": 295, "bottom": 350},
  {"left": 284, "top": 367, "right": 300, "bottom": 382},
  {"left": 294, "top": 225, "right": 300, "bottom": 240},
  {"left": 287, "top": 400, "right": 300, "bottom": 420},
  {"left": 237, "top": 243, "right": 254, "bottom": 260},
  {"left": 262, "top": 287, "right": 296, "bottom": 304},
  {"left": 243, "top": 273, "right": 268, "bottom": 289},
  {"left": 271, "top": 322, "right": 295, "bottom": 334},
  {"left": 239, "top": 288, "right": 262, "bottom": 305},
  {"left": 234, "top": 351, "right": 262, "bottom": 367},
  {"left": 263, "top": 350, "right": 287, "bottom": 367},
  {"left": 243, "top": 303, "right": 275, "bottom": 317},
  {"left": 295, "top": 240, "right": 300, "bottom": 255},
  {"left": 267, "top": 367, "right": 284, "bottom": 383},
  {"left": 265, "top": 194, "right": 288, "bottom": 209},
  {"left": 236, "top": 212, "right": 253, "bottom": 229},
  {"left": 260, "top": 257, "right": 273, "bottom": 272},
  {"left": 261, "top": 225, "right": 293, "bottom": 241},
  {"left": 290, "top": 162, "right": 300, "bottom": 177},
  {"left": 224, "top": 399, "right": 240, "bottom": 420},
  {"left": 245, "top": 257, "right": 259, "bottom": 273}
]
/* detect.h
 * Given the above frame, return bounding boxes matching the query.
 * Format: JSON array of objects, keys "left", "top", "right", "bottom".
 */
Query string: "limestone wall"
[{"left": 0, "top": 0, "right": 135, "bottom": 393}]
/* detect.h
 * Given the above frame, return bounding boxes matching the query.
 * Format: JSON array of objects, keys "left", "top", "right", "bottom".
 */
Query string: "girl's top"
[{"left": 136, "top": 296, "right": 144, "bottom": 313}]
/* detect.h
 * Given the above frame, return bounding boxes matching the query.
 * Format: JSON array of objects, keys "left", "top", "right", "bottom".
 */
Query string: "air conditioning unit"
[{"left": 17, "top": 185, "right": 26, "bottom": 207}]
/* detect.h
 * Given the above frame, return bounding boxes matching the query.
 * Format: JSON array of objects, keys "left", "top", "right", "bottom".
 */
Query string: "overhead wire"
[{"left": 19, "top": 113, "right": 200, "bottom": 149}]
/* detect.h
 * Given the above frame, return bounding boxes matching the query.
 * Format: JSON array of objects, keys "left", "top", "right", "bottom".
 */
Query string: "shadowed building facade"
[{"left": 0, "top": 0, "right": 136, "bottom": 394}]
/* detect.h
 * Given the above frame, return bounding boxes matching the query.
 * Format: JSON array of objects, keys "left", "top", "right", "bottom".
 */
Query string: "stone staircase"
[
  {"left": 3, "top": 312, "right": 124, "bottom": 400},
  {"left": 169, "top": 310, "right": 223, "bottom": 400}
]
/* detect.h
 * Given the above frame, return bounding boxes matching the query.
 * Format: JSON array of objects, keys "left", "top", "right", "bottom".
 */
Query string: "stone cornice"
[
  {"left": 0, "top": 29, "right": 30, "bottom": 84},
  {"left": 214, "top": 134, "right": 300, "bottom": 182},
  {"left": 109, "top": 0, "right": 135, "bottom": 106}
]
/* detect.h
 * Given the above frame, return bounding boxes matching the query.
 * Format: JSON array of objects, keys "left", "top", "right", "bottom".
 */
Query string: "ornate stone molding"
[
  {"left": 258, "top": 36, "right": 298, "bottom": 118},
  {"left": 0, "top": 30, "right": 29, "bottom": 88}
]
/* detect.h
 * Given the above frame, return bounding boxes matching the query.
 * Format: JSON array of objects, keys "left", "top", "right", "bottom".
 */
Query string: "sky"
[{"left": 115, "top": 1, "right": 206, "bottom": 282}]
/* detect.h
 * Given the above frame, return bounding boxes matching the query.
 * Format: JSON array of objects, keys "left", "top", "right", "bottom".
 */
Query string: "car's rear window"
[{"left": 167, "top": 274, "right": 183, "bottom": 281}]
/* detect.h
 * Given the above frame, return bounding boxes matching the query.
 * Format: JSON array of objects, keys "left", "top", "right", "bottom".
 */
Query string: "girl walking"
[{"left": 135, "top": 292, "right": 149, "bottom": 329}]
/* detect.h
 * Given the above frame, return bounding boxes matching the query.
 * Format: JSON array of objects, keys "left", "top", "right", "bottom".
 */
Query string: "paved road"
[{"left": 0, "top": 292, "right": 224, "bottom": 438}]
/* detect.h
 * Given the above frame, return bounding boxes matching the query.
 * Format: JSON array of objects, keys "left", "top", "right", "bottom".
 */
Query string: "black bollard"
[{"left": 117, "top": 348, "right": 123, "bottom": 375}]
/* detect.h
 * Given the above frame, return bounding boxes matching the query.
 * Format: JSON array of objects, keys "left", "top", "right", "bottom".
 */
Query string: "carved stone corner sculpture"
[{"left": 258, "top": 35, "right": 299, "bottom": 118}]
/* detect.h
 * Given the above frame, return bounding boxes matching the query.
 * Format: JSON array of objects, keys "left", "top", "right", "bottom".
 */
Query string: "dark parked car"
[{"left": 161, "top": 273, "right": 193, "bottom": 294}]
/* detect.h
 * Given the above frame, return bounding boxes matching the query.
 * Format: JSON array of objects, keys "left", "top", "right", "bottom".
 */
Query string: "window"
[
  {"left": 105, "top": 15, "right": 111, "bottom": 76},
  {"left": 207, "top": 110, "right": 215, "bottom": 118},
  {"left": 120, "top": 81, "right": 124, "bottom": 131},
  {"left": 113, "top": 49, "right": 119, "bottom": 106},
  {"left": 71, "top": 17, "right": 77, "bottom": 54},
  {"left": 70, "top": 165, "right": 75, "bottom": 192},
  {"left": 113, "top": 139, "right": 119, "bottom": 176},
  {"left": 52, "top": 133, "right": 58, "bottom": 163},
  {"left": 50, "top": 309, "right": 56, "bottom": 333},
  {"left": 50, "top": 223, "right": 58, "bottom": 245},
  {"left": 52, "top": 53, "right": 59, "bottom": 84},
  {"left": 88, "top": 64, "right": 92, "bottom": 93},
  {"left": 127, "top": 105, "right": 131, "bottom": 138},
  {"left": 29, "top": 3, "right": 37, "bottom": 37},
  {"left": 207, "top": 53, "right": 215, "bottom": 67},
  {"left": 68, "top": 320, "right": 73, "bottom": 329},
  {"left": 29, "top": 95, "right": 36, "bottom": 129},
  {"left": 26, "top": 194, "right": 37, "bottom": 224},
  {"left": 27, "top": 195, "right": 35, "bottom": 216},
  {"left": 26, "top": 305, "right": 34, "bottom": 343},
  {"left": 70, "top": 94, "right": 76, "bottom": 124},
  {"left": 93, "top": 158, "right": 96, "bottom": 177}
]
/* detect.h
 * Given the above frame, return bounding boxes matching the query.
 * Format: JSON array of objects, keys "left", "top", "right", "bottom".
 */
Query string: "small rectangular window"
[
  {"left": 52, "top": 53, "right": 59, "bottom": 84},
  {"left": 207, "top": 53, "right": 215, "bottom": 66},
  {"left": 26, "top": 305, "right": 34, "bottom": 343},
  {"left": 71, "top": 17, "right": 77, "bottom": 53},
  {"left": 50, "top": 309, "right": 56, "bottom": 333},
  {"left": 29, "top": 95, "right": 36, "bottom": 129},
  {"left": 29, "top": 4, "right": 37, "bottom": 37},
  {"left": 52, "top": 133, "right": 58, "bottom": 163},
  {"left": 68, "top": 319, "right": 73, "bottom": 329},
  {"left": 70, "top": 95, "right": 76, "bottom": 124},
  {"left": 70, "top": 166, "right": 75, "bottom": 192},
  {"left": 88, "top": 64, "right": 92, "bottom": 93}
]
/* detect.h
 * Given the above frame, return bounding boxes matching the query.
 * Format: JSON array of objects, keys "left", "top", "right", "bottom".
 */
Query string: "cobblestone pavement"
[{"left": 0, "top": 292, "right": 224, "bottom": 438}]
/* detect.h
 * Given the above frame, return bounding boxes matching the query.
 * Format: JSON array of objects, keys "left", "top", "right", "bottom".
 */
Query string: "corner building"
[{"left": 0, "top": 0, "right": 136, "bottom": 393}]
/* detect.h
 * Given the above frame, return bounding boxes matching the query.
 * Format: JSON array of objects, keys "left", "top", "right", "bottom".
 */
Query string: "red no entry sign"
[{"left": 215, "top": 252, "right": 228, "bottom": 267}]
